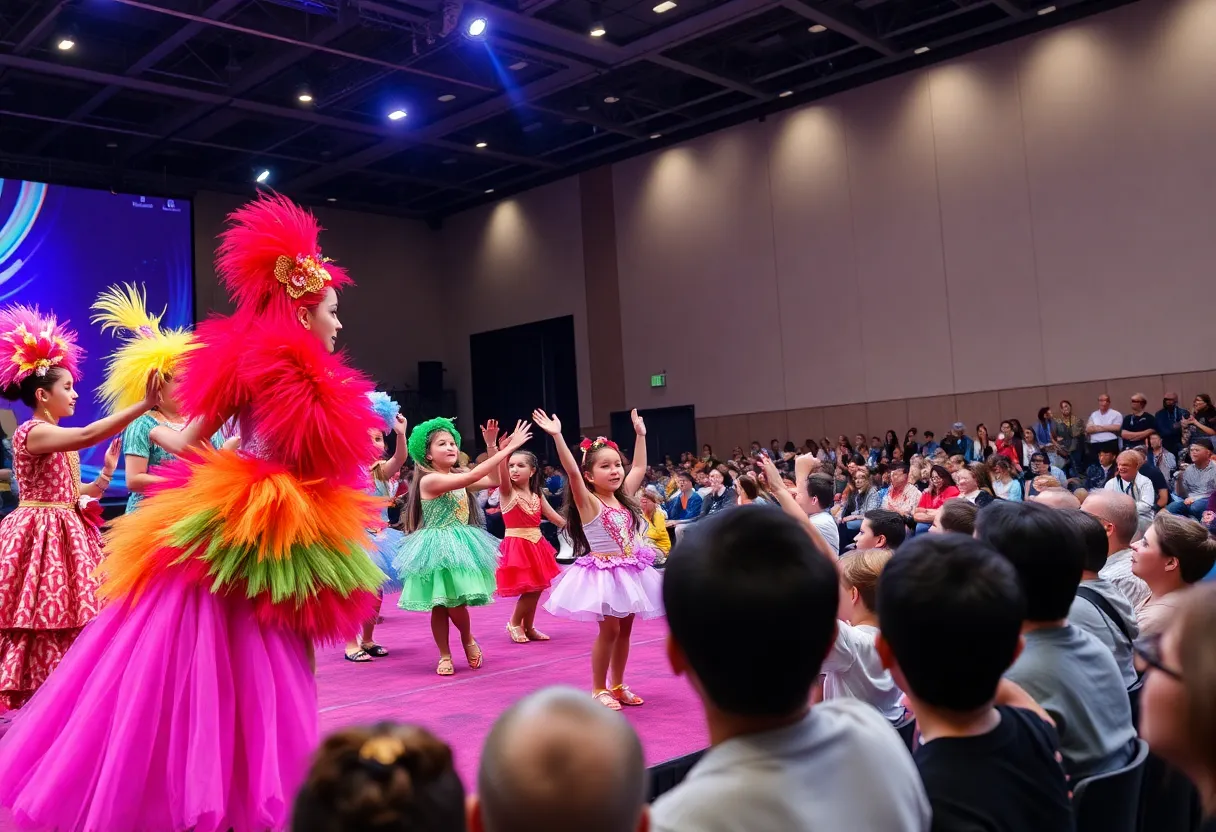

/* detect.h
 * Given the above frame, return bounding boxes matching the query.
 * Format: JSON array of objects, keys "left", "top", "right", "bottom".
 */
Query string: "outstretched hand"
[
  {"left": 631, "top": 408, "right": 646, "bottom": 436},
  {"left": 103, "top": 436, "right": 121, "bottom": 473},
  {"left": 392, "top": 413, "right": 408, "bottom": 436},
  {"left": 481, "top": 419, "right": 500, "bottom": 450},
  {"left": 142, "top": 369, "right": 163, "bottom": 410},
  {"left": 505, "top": 421, "right": 533, "bottom": 451},
  {"left": 532, "top": 409, "right": 561, "bottom": 436}
]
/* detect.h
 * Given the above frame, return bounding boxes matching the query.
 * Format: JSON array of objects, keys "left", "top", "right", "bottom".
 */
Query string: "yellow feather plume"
[{"left": 91, "top": 283, "right": 198, "bottom": 413}]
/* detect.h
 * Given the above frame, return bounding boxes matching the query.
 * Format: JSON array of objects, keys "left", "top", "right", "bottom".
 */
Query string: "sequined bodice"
[
  {"left": 502, "top": 492, "right": 541, "bottom": 529},
  {"left": 420, "top": 490, "right": 470, "bottom": 529},
  {"left": 584, "top": 501, "right": 642, "bottom": 558},
  {"left": 14, "top": 420, "right": 80, "bottom": 502}
]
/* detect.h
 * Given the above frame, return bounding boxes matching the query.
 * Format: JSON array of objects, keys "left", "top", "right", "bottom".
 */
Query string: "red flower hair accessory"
[
  {"left": 0, "top": 305, "right": 83, "bottom": 390},
  {"left": 579, "top": 436, "right": 620, "bottom": 463}
]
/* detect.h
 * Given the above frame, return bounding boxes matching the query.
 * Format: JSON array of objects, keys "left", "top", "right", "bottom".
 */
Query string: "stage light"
[
  {"left": 653, "top": 2, "right": 677, "bottom": 13},
  {"left": 256, "top": 169, "right": 271, "bottom": 184},
  {"left": 327, "top": 197, "right": 337, "bottom": 202},
  {"left": 438, "top": 94, "right": 456, "bottom": 102},
  {"left": 297, "top": 91, "right": 314, "bottom": 103},
  {"left": 466, "top": 17, "right": 488, "bottom": 38},
  {"left": 57, "top": 37, "right": 75, "bottom": 51},
  {"left": 914, "top": 46, "right": 930, "bottom": 54},
  {"left": 779, "top": 90, "right": 793, "bottom": 98},
  {"left": 508, "top": 60, "right": 528, "bottom": 70},
  {"left": 589, "top": 22, "right": 606, "bottom": 37},
  {"left": 485, "top": 188, "right": 495, "bottom": 194},
  {"left": 388, "top": 109, "right": 407, "bottom": 120},
  {"left": 604, "top": 95, "right": 619, "bottom": 103},
  {"left": 650, "top": 133, "right": 662, "bottom": 139},
  {"left": 475, "top": 141, "right": 487, "bottom": 148},
  {"left": 1037, "top": 5, "right": 1057, "bottom": 13},
  {"left": 808, "top": 24, "right": 826, "bottom": 33}
]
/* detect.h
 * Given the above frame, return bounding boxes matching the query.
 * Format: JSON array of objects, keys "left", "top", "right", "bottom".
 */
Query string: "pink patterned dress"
[{"left": 0, "top": 420, "right": 103, "bottom": 709}]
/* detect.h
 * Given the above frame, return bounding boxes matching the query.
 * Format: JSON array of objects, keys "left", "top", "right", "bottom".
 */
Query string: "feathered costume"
[
  {"left": 91, "top": 284, "right": 223, "bottom": 513},
  {"left": 365, "top": 392, "right": 404, "bottom": 592},
  {"left": 0, "top": 307, "right": 100, "bottom": 709},
  {"left": 0, "top": 195, "right": 386, "bottom": 832}
]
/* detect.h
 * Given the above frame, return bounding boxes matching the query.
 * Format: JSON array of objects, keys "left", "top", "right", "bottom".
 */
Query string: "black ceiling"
[{"left": 0, "top": 0, "right": 1134, "bottom": 220}]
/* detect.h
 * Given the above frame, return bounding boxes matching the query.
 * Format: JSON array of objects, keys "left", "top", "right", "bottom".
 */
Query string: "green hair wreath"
[{"left": 408, "top": 417, "right": 461, "bottom": 467}]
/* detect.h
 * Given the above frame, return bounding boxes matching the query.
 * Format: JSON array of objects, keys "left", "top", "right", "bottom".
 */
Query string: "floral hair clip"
[
  {"left": 579, "top": 436, "right": 619, "bottom": 464},
  {"left": 273, "top": 252, "right": 333, "bottom": 299}
]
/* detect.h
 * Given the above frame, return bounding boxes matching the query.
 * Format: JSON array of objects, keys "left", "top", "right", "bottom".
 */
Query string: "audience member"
[
  {"left": 1121, "top": 393, "right": 1156, "bottom": 448},
  {"left": 1060, "top": 509, "right": 1140, "bottom": 686},
  {"left": 799, "top": 472, "right": 839, "bottom": 556},
  {"left": 665, "top": 471, "right": 703, "bottom": 523},
  {"left": 882, "top": 462, "right": 921, "bottom": 519},
  {"left": 469, "top": 686, "right": 647, "bottom": 832},
  {"left": 293, "top": 723, "right": 465, "bottom": 832},
  {"left": 912, "top": 465, "right": 959, "bottom": 534},
  {"left": 1170, "top": 438, "right": 1216, "bottom": 518},
  {"left": 930, "top": 499, "right": 977, "bottom": 535},
  {"left": 653, "top": 509, "right": 930, "bottom": 831},
  {"left": 1085, "top": 448, "right": 1118, "bottom": 491},
  {"left": 1104, "top": 450, "right": 1156, "bottom": 523},
  {"left": 1054, "top": 400, "right": 1086, "bottom": 476},
  {"left": 976, "top": 500, "right": 1137, "bottom": 778},
  {"left": 821, "top": 549, "right": 904, "bottom": 722},
  {"left": 1182, "top": 395, "right": 1216, "bottom": 445},
  {"left": 973, "top": 424, "right": 997, "bottom": 463},
  {"left": 1082, "top": 491, "right": 1151, "bottom": 608},
  {"left": 1155, "top": 392, "right": 1189, "bottom": 455},
  {"left": 940, "top": 423, "right": 969, "bottom": 459},
  {"left": 1129, "top": 444, "right": 1170, "bottom": 512},
  {"left": 854, "top": 509, "right": 907, "bottom": 551},
  {"left": 989, "top": 457, "right": 1022, "bottom": 502},
  {"left": 641, "top": 488, "right": 671, "bottom": 562},
  {"left": 1130, "top": 513, "right": 1216, "bottom": 637},
  {"left": 955, "top": 466, "right": 994, "bottom": 507},
  {"left": 876, "top": 535, "right": 1073, "bottom": 832},
  {"left": 1137, "top": 584, "right": 1216, "bottom": 832},
  {"left": 1086, "top": 393, "right": 1122, "bottom": 460},
  {"left": 1029, "top": 452, "right": 1067, "bottom": 489},
  {"left": 1148, "top": 432, "right": 1178, "bottom": 486},
  {"left": 1031, "top": 488, "right": 1081, "bottom": 510}
]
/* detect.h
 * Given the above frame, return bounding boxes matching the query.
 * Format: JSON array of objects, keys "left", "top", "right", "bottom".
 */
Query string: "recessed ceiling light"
[
  {"left": 297, "top": 92, "right": 313, "bottom": 103},
  {"left": 1037, "top": 4, "right": 1057, "bottom": 13},
  {"left": 508, "top": 60, "right": 528, "bottom": 70},
  {"left": 778, "top": 90, "right": 793, "bottom": 98},
  {"left": 388, "top": 109, "right": 407, "bottom": 120},
  {"left": 653, "top": 1, "right": 677, "bottom": 12},
  {"left": 914, "top": 46, "right": 930, "bottom": 54},
  {"left": 604, "top": 95, "right": 619, "bottom": 103},
  {"left": 255, "top": 169, "right": 271, "bottom": 184},
  {"left": 438, "top": 94, "right": 456, "bottom": 102},
  {"left": 589, "top": 23, "right": 606, "bottom": 37},
  {"left": 56, "top": 37, "right": 75, "bottom": 51},
  {"left": 466, "top": 17, "right": 488, "bottom": 38},
  {"left": 649, "top": 133, "right": 662, "bottom": 139},
  {"left": 475, "top": 141, "right": 487, "bottom": 148},
  {"left": 808, "top": 24, "right": 826, "bottom": 33},
  {"left": 327, "top": 197, "right": 337, "bottom": 202},
  {"left": 485, "top": 188, "right": 495, "bottom": 194}
]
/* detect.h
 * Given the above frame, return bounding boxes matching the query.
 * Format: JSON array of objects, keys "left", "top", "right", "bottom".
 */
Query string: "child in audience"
[
  {"left": 652, "top": 508, "right": 929, "bottom": 832},
  {"left": 929, "top": 499, "right": 977, "bottom": 535},
  {"left": 854, "top": 508, "right": 907, "bottom": 551},
  {"left": 293, "top": 722, "right": 465, "bottom": 832},
  {"left": 535, "top": 409, "right": 664, "bottom": 710},
  {"left": 821, "top": 549, "right": 906, "bottom": 722},
  {"left": 395, "top": 417, "right": 532, "bottom": 675},
  {"left": 976, "top": 500, "right": 1137, "bottom": 778},
  {"left": 876, "top": 535, "right": 1073, "bottom": 832}
]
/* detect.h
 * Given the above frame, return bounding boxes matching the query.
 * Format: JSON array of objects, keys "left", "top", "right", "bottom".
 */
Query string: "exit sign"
[{"left": 650, "top": 373, "right": 666, "bottom": 388}]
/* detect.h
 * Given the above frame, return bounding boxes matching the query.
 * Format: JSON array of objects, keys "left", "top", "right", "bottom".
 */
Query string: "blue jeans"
[{"left": 1166, "top": 497, "right": 1208, "bottom": 517}]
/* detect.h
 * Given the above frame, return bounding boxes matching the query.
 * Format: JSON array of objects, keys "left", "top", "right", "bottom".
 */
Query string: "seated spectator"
[
  {"left": 976, "top": 500, "right": 1137, "bottom": 778},
  {"left": 1148, "top": 432, "right": 1178, "bottom": 485},
  {"left": 994, "top": 420, "right": 1023, "bottom": 474},
  {"left": 855, "top": 508, "right": 907, "bottom": 551},
  {"left": 903, "top": 427, "right": 921, "bottom": 461},
  {"left": 956, "top": 466, "right": 994, "bottom": 507},
  {"left": 1154, "top": 392, "right": 1189, "bottom": 455},
  {"left": 1130, "top": 513, "right": 1216, "bottom": 637},
  {"left": 1085, "top": 448, "right": 1118, "bottom": 492},
  {"left": 293, "top": 722, "right": 465, "bottom": 832},
  {"left": 921, "top": 431, "right": 940, "bottom": 457},
  {"left": 940, "top": 423, "right": 970, "bottom": 460},
  {"left": 821, "top": 549, "right": 904, "bottom": 722},
  {"left": 653, "top": 509, "right": 930, "bottom": 832},
  {"left": 1032, "top": 488, "right": 1081, "bottom": 510},
  {"left": 1060, "top": 509, "right": 1140, "bottom": 687},
  {"left": 1169, "top": 438, "right": 1216, "bottom": 518},
  {"left": 1181, "top": 394, "right": 1216, "bottom": 445},
  {"left": 881, "top": 462, "right": 921, "bottom": 519},
  {"left": 1033, "top": 407, "right": 1058, "bottom": 447},
  {"left": 1082, "top": 490, "right": 1151, "bottom": 608},
  {"left": 641, "top": 488, "right": 671, "bottom": 562},
  {"left": 989, "top": 457, "right": 1023, "bottom": 502},
  {"left": 468, "top": 686, "right": 647, "bottom": 832},
  {"left": 798, "top": 472, "right": 839, "bottom": 555},
  {"left": 973, "top": 424, "right": 997, "bottom": 463},
  {"left": 1120, "top": 393, "right": 1156, "bottom": 448},
  {"left": 1104, "top": 450, "right": 1155, "bottom": 523},
  {"left": 1128, "top": 444, "right": 1170, "bottom": 512},
  {"left": 675, "top": 468, "right": 734, "bottom": 535},
  {"left": 1029, "top": 452, "right": 1067, "bottom": 489},
  {"left": 1137, "top": 584, "right": 1216, "bottom": 832},
  {"left": 947, "top": 454, "right": 966, "bottom": 474},
  {"left": 930, "top": 498, "right": 977, "bottom": 535},
  {"left": 836, "top": 468, "right": 882, "bottom": 549},
  {"left": 665, "top": 471, "right": 703, "bottom": 522},
  {"left": 876, "top": 535, "right": 1073, "bottom": 832},
  {"left": 913, "top": 465, "right": 960, "bottom": 534}
]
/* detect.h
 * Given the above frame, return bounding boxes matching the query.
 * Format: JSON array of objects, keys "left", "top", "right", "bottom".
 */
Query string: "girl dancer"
[
  {"left": 90, "top": 283, "right": 226, "bottom": 513},
  {"left": 345, "top": 392, "right": 408, "bottom": 663},
  {"left": 395, "top": 417, "right": 531, "bottom": 675},
  {"left": 534, "top": 408, "right": 664, "bottom": 710},
  {"left": 496, "top": 443, "right": 564, "bottom": 643},
  {"left": 0, "top": 307, "right": 158, "bottom": 710},
  {"left": 0, "top": 194, "right": 386, "bottom": 832}
]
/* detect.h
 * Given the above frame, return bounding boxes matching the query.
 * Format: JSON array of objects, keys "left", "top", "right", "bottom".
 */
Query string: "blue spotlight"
[{"left": 466, "top": 17, "right": 488, "bottom": 38}]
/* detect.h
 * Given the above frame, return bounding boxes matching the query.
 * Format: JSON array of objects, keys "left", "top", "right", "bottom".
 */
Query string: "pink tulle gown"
[{"left": 0, "top": 420, "right": 103, "bottom": 710}]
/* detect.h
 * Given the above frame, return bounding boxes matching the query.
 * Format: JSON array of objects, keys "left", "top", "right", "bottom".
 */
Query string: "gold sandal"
[
  {"left": 524, "top": 627, "right": 550, "bottom": 641},
  {"left": 463, "top": 639, "right": 483, "bottom": 669},
  {"left": 436, "top": 656, "right": 455, "bottom": 676},
  {"left": 611, "top": 683, "right": 644, "bottom": 706},
  {"left": 506, "top": 623, "right": 529, "bottom": 644},
  {"left": 593, "top": 689, "right": 622, "bottom": 711}
]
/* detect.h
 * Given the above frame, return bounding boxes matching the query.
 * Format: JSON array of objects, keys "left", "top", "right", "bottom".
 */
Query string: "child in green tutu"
[{"left": 394, "top": 416, "right": 532, "bottom": 676}]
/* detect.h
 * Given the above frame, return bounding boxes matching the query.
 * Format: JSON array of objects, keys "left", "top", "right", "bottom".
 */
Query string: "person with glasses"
[
  {"left": 1121, "top": 393, "right": 1156, "bottom": 449},
  {"left": 1136, "top": 583, "right": 1216, "bottom": 832},
  {"left": 1155, "top": 392, "right": 1190, "bottom": 456},
  {"left": 1130, "top": 513, "right": 1216, "bottom": 637}
]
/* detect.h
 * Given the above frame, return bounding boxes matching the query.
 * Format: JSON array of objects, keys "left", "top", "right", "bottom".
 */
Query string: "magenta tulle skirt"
[
  {"left": 0, "top": 571, "right": 316, "bottom": 832},
  {"left": 542, "top": 548, "right": 665, "bottom": 622}
]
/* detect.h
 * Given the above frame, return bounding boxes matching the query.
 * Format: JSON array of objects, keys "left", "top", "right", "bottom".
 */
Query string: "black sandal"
[
  {"left": 362, "top": 643, "right": 389, "bottom": 658},
  {"left": 344, "top": 649, "right": 372, "bottom": 663}
]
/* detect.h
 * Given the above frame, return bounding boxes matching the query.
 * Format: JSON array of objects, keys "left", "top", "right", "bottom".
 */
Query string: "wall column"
[{"left": 579, "top": 166, "right": 626, "bottom": 436}]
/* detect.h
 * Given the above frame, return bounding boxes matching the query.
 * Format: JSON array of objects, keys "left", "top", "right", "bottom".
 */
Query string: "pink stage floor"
[{"left": 0, "top": 596, "right": 707, "bottom": 830}]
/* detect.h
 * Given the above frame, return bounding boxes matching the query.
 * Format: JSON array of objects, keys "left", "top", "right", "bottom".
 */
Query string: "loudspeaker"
[{"left": 418, "top": 361, "right": 444, "bottom": 395}]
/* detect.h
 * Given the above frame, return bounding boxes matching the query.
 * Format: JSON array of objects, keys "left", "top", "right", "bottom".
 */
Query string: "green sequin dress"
[{"left": 393, "top": 490, "right": 499, "bottom": 610}]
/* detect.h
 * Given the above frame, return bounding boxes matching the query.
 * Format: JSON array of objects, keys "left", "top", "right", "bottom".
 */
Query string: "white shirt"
[
  {"left": 1098, "top": 548, "right": 1151, "bottom": 609},
  {"left": 1104, "top": 473, "right": 1155, "bottom": 520},
  {"left": 1088, "top": 409, "right": 1123, "bottom": 444},
  {"left": 821, "top": 622, "right": 905, "bottom": 721},
  {"left": 651, "top": 700, "right": 930, "bottom": 832},
  {"left": 809, "top": 511, "right": 840, "bottom": 555}
]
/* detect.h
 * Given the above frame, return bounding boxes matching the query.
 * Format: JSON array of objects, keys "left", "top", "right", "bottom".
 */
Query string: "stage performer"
[
  {"left": 0, "top": 307, "right": 158, "bottom": 711},
  {"left": 345, "top": 391, "right": 408, "bottom": 663},
  {"left": 496, "top": 445, "right": 564, "bottom": 644},
  {"left": 0, "top": 194, "right": 387, "bottom": 832},
  {"left": 90, "top": 283, "right": 227, "bottom": 513},
  {"left": 393, "top": 417, "right": 530, "bottom": 676},
  {"left": 533, "top": 408, "right": 664, "bottom": 711}
]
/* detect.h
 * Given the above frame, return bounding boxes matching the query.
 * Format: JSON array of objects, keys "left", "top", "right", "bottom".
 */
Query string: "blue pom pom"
[{"left": 367, "top": 391, "right": 400, "bottom": 434}]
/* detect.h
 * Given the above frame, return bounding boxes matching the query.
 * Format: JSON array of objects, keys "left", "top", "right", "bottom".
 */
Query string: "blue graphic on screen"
[{"left": 0, "top": 179, "right": 193, "bottom": 497}]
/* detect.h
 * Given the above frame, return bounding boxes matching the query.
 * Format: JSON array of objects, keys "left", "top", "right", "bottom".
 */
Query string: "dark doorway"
[
  {"left": 609, "top": 405, "right": 696, "bottom": 468},
  {"left": 470, "top": 315, "right": 580, "bottom": 461}
]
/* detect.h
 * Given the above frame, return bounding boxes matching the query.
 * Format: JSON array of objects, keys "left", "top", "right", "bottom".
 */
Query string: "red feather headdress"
[{"left": 0, "top": 305, "right": 83, "bottom": 389}]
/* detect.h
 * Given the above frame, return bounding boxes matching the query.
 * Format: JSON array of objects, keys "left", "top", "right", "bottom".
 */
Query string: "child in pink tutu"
[
  {"left": 496, "top": 446, "right": 565, "bottom": 643},
  {"left": 534, "top": 408, "right": 664, "bottom": 710},
  {"left": 0, "top": 306, "right": 160, "bottom": 711}
]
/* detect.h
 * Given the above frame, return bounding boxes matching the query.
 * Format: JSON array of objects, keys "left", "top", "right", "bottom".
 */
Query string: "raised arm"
[
  {"left": 760, "top": 455, "right": 834, "bottom": 562},
  {"left": 379, "top": 414, "right": 409, "bottom": 482},
  {"left": 623, "top": 409, "right": 647, "bottom": 497},
  {"left": 489, "top": 420, "right": 514, "bottom": 503},
  {"left": 540, "top": 496, "right": 566, "bottom": 528},
  {"left": 533, "top": 409, "right": 594, "bottom": 517},
  {"left": 420, "top": 421, "right": 531, "bottom": 498},
  {"left": 149, "top": 414, "right": 229, "bottom": 457},
  {"left": 26, "top": 370, "right": 161, "bottom": 456},
  {"left": 79, "top": 436, "right": 122, "bottom": 498}
]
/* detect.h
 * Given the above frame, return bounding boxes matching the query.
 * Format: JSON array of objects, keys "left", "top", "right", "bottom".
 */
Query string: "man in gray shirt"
[
  {"left": 1085, "top": 491, "right": 1151, "bottom": 608},
  {"left": 1168, "top": 437, "right": 1216, "bottom": 517},
  {"left": 977, "top": 501, "right": 1137, "bottom": 779},
  {"left": 652, "top": 509, "right": 929, "bottom": 832}
]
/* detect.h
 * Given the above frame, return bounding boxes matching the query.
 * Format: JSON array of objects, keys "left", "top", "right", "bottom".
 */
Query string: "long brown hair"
[
  {"left": 508, "top": 449, "right": 544, "bottom": 499},
  {"left": 401, "top": 429, "right": 479, "bottom": 533},
  {"left": 564, "top": 444, "right": 645, "bottom": 558}
]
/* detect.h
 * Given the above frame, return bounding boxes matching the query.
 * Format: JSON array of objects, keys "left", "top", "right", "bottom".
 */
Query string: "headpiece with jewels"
[
  {"left": 0, "top": 305, "right": 83, "bottom": 391},
  {"left": 580, "top": 436, "right": 619, "bottom": 463},
  {"left": 91, "top": 283, "right": 196, "bottom": 412},
  {"left": 367, "top": 391, "right": 401, "bottom": 434},
  {"left": 215, "top": 193, "right": 352, "bottom": 314},
  {"left": 408, "top": 417, "right": 461, "bottom": 467}
]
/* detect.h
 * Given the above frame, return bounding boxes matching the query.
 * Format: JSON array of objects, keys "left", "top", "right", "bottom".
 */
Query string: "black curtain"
[{"left": 609, "top": 405, "right": 696, "bottom": 466}]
